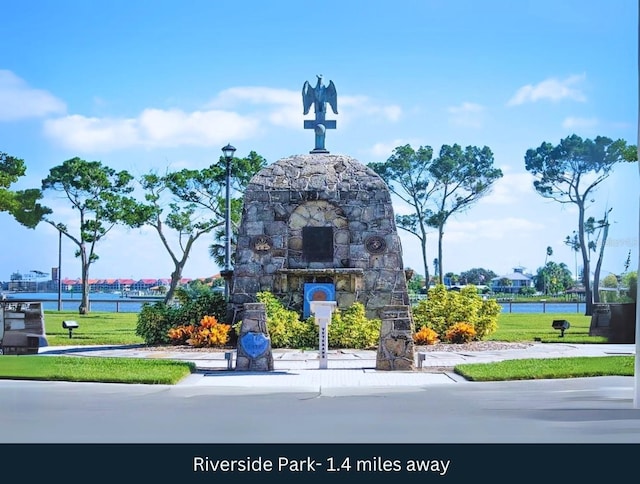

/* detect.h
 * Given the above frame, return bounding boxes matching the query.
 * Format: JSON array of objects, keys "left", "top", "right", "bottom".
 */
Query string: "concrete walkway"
[{"left": 38, "top": 342, "right": 636, "bottom": 391}]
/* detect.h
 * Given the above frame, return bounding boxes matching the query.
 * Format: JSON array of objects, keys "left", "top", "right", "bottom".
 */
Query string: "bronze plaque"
[
  {"left": 365, "top": 235, "right": 387, "bottom": 254},
  {"left": 303, "top": 227, "right": 333, "bottom": 262}
]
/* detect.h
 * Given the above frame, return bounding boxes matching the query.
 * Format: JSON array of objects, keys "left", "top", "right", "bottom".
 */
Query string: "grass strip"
[
  {"left": 455, "top": 356, "right": 635, "bottom": 381},
  {"left": 0, "top": 355, "right": 195, "bottom": 385}
]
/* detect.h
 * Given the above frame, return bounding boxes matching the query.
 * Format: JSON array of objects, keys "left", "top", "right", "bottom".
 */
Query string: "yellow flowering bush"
[{"left": 412, "top": 284, "right": 500, "bottom": 341}]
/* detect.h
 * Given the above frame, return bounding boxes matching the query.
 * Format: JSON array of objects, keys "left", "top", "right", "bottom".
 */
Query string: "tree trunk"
[
  {"left": 592, "top": 217, "right": 610, "bottom": 304},
  {"left": 438, "top": 225, "right": 444, "bottom": 285},
  {"left": 578, "top": 203, "right": 593, "bottom": 316},
  {"left": 79, "top": 247, "right": 90, "bottom": 314},
  {"left": 164, "top": 266, "right": 183, "bottom": 304},
  {"left": 420, "top": 236, "right": 430, "bottom": 292}
]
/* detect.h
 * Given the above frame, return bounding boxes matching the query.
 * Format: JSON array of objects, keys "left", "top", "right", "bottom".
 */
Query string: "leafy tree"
[
  {"left": 601, "top": 273, "right": 619, "bottom": 288},
  {"left": 136, "top": 170, "right": 220, "bottom": 304},
  {"left": 524, "top": 134, "right": 636, "bottom": 314},
  {"left": 41, "top": 157, "right": 142, "bottom": 314},
  {"left": 405, "top": 268, "right": 426, "bottom": 293},
  {"left": 201, "top": 151, "right": 267, "bottom": 266},
  {"left": 135, "top": 152, "right": 265, "bottom": 303},
  {"left": 459, "top": 267, "right": 497, "bottom": 286},
  {"left": 368, "top": 145, "right": 437, "bottom": 284},
  {"left": 534, "top": 261, "right": 574, "bottom": 295},
  {"left": 545, "top": 246, "right": 553, "bottom": 263},
  {"left": 444, "top": 271, "right": 459, "bottom": 285},
  {"left": 368, "top": 143, "right": 501, "bottom": 284},
  {"left": 427, "top": 144, "right": 502, "bottom": 283},
  {"left": 622, "top": 271, "right": 637, "bottom": 302},
  {"left": 0, "top": 151, "right": 50, "bottom": 227}
]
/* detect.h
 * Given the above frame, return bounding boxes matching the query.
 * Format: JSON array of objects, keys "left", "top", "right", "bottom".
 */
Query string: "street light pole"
[
  {"left": 57, "top": 229, "right": 62, "bottom": 311},
  {"left": 221, "top": 144, "right": 236, "bottom": 301}
]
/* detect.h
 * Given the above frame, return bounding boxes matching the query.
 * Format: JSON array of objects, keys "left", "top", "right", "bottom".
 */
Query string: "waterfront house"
[{"left": 490, "top": 267, "right": 534, "bottom": 294}]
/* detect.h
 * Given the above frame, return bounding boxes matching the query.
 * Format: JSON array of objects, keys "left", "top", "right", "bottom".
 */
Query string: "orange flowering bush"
[
  {"left": 413, "top": 326, "right": 439, "bottom": 345},
  {"left": 167, "top": 315, "right": 231, "bottom": 348},
  {"left": 444, "top": 322, "right": 476, "bottom": 344},
  {"left": 167, "top": 324, "right": 194, "bottom": 345}
]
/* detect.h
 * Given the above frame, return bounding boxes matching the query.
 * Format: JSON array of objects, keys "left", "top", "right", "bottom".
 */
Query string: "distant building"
[{"left": 490, "top": 267, "right": 534, "bottom": 294}]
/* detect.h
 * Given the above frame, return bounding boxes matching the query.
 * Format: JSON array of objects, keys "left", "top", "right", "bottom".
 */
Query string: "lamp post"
[
  {"left": 221, "top": 143, "right": 236, "bottom": 301},
  {"left": 57, "top": 229, "right": 62, "bottom": 311}
]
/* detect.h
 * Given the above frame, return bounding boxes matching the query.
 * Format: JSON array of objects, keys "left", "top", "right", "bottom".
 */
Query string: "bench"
[{"left": 1, "top": 332, "right": 41, "bottom": 355}]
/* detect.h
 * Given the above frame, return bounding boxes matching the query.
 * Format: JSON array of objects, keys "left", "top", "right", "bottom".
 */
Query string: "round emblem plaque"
[
  {"left": 365, "top": 235, "right": 387, "bottom": 254},
  {"left": 251, "top": 235, "right": 272, "bottom": 253}
]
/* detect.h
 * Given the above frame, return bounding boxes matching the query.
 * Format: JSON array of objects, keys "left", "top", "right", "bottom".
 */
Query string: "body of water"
[
  {"left": 1, "top": 292, "right": 161, "bottom": 312},
  {"left": 2, "top": 292, "right": 587, "bottom": 314}
]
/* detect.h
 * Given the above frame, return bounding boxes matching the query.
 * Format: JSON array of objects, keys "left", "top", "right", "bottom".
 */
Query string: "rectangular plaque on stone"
[
  {"left": 393, "top": 319, "right": 411, "bottom": 331},
  {"left": 303, "top": 226, "right": 333, "bottom": 262}
]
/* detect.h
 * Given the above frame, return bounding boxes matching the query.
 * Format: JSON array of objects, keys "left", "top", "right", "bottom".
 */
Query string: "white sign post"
[{"left": 310, "top": 301, "right": 337, "bottom": 369}]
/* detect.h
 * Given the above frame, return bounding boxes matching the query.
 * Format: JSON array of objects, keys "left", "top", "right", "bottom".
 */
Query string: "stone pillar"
[
  {"left": 235, "top": 303, "right": 274, "bottom": 371},
  {"left": 376, "top": 305, "right": 415, "bottom": 371}
]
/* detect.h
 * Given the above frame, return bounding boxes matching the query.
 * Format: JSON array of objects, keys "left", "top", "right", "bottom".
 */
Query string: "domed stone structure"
[{"left": 230, "top": 153, "right": 410, "bottom": 320}]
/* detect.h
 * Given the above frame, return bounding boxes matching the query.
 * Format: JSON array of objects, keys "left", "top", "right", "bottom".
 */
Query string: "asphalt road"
[{"left": 1, "top": 376, "right": 639, "bottom": 443}]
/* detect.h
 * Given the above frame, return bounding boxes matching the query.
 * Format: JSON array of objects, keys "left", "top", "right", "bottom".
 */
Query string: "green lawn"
[
  {"left": 0, "top": 355, "right": 194, "bottom": 384},
  {"left": 456, "top": 356, "right": 635, "bottom": 381},
  {"left": 488, "top": 312, "right": 605, "bottom": 343},
  {"left": 39, "top": 310, "right": 602, "bottom": 347},
  {"left": 0, "top": 309, "right": 634, "bottom": 384},
  {"left": 43, "top": 311, "right": 144, "bottom": 346}
]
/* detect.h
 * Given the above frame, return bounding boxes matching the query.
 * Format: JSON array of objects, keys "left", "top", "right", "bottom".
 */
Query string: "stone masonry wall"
[{"left": 230, "top": 154, "right": 410, "bottom": 323}]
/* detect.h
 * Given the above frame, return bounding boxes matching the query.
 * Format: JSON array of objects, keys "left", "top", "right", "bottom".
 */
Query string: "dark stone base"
[
  {"left": 608, "top": 303, "right": 636, "bottom": 344},
  {"left": 376, "top": 305, "right": 415, "bottom": 371},
  {"left": 235, "top": 303, "right": 274, "bottom": 371}
]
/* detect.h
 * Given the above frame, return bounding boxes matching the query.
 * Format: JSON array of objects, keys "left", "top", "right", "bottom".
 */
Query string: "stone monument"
[{"left": 230, "top": 76, "right": 415, "bottom": 370}]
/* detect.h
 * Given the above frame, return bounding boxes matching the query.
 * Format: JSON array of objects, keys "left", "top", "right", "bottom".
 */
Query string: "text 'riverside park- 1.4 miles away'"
[{"left": 193, "top": 455, "right": 451, "bottom": 475}]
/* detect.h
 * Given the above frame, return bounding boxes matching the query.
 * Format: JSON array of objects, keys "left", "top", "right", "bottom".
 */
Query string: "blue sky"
[{"left": 1, "top": 0, "right": 638, "bottom": 283}]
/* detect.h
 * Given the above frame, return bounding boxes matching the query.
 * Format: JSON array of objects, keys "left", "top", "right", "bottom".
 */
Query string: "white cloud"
[
  {"left": 507, "top": 74, "right": 587, "bottom": 106},
  {"left": 44, "top": 109, "right": 261, "bottom": 152},
  {"left": 211, "top": 86, "right": 299, "bottom": 108},
  {"left": 562, "top": 116, "right": 598, "bottom": 130},
  {"left": 482, "top": 170, "right": 538, "bottom": 205},
  {"left": 0, "top": 70, "right": 66, "bottom": 121},
  {"left": 447, "top": 102, "right": 485, "bottom": 128},
  {"left": 40, "top": 84, "right": 403, "bottom": 153},
  {"left": 340, "top": 95, "right": 402, "bottom": 123},
  {"left": 368, "top": 138, "right": 420, "bottom": 158},
  {"left": 444, "top": 217, "right": 545, "bottom": 243}
]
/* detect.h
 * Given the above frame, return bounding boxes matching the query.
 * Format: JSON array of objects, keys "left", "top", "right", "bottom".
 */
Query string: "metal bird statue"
[{"left": 302, "top": 75, "right": 338, "bottom": 153}]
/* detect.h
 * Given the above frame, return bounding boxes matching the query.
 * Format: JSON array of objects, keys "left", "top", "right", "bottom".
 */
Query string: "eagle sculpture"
[{"left": 302, "top": 75, "right": 338, "bottom": 115}]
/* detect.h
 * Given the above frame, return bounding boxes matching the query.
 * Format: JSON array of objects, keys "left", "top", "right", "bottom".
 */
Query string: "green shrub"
[
  {"left": 255, "top": 293, "right": 380, "bottom": 349},
  {"left": 171, "top": 290, "right": 228, "bottom": 326},
  {"left": 475, "top": 297, "right": 501, "bottom": 339},
  {"left": 412, "top": 284, "right": 499, "bottom": 341},
  {"left": 136, "top": 302, "right": 173, "bottom": 345},
  {"left": 136, "top": 289, "right": 228, "bottom": 345},
  {"left": 256, "top": 291, "right": 316, "bottom": 348},
  {"left": 327, "top": 302, "right": 381, "bottom": 349}
]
